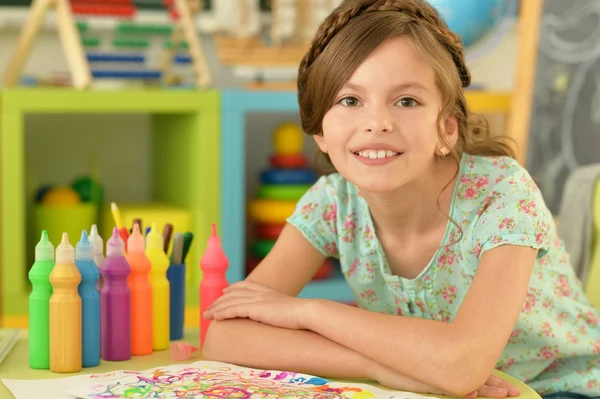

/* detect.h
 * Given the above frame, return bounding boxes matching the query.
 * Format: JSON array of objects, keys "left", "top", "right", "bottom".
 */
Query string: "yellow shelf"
[
  {"left": 241, "top": 84, "right": 512, "bottom": 114},
  {"left": 465, "top": 91, "right": 512, "bottom": 113}
]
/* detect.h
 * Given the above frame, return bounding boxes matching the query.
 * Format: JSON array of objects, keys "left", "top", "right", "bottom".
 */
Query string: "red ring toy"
[
  {"left": 313, "top": 258, "right": 334, "bottom": 280},
  {"left": 269, "top": 153, "right": 308, "bottom": 169},
  {"left": 255, "top": 223, "right": 286, "bottom": 240}
]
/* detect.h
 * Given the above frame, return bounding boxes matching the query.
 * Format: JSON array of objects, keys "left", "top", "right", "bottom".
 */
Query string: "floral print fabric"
[{"left": 287, "top": 154, "right": 600, "bottom": 395}]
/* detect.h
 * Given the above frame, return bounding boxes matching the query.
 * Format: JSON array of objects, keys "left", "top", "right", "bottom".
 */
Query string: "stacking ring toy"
[
  {"left": 269, "top": 153, "right": 308, "bottom": 169},
  {"left": 273, "top": 123, "right": 303, "bottom": 155},
  {"left": 248, "top": 200, "right": 297, "bottom": 223},
  {"left": 260, "top": 169, "right": 316, "bottom": 185},
  {"left": 257, "top": 184, "right": 311, "bottom": 201},
  {"left": 251, "top": 240, "right": 275, "bottom": 258},
  {"left": 256, "top": 223, "right": 286, "bottom": 240}
]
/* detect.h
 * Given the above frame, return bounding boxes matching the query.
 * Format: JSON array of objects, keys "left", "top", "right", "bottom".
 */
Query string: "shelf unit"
[
  {"left": 0, "top": 88, "right": 220, "bottom": 316},
  {"left": 219, "top": 89, "right": 513, "bottom": 303},
  {"left": 0, "top": 87, "right": 514, "bottom": 319}
]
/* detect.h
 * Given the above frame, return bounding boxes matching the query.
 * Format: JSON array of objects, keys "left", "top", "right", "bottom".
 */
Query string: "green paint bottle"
[{"left": 28, "top": 230, "right": 55, "bottom": 369}]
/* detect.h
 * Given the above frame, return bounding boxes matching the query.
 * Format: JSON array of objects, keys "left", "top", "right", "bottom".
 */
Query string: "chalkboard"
[
  {"left": 527, "top": 0, "right": 600, "bottom": 213},
  {"left": 0, "top": 0, "right": 272, "bottom": 10}
]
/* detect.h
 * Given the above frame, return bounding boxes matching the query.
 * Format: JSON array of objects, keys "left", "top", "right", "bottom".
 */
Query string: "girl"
[{"left": 203, "top": 0, "right": 600, "bottom": 398}]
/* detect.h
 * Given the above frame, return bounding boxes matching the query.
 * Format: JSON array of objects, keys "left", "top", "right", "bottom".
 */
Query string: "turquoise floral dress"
[{"left": 287, "top": 154, "right": 600, "bottom": 395}]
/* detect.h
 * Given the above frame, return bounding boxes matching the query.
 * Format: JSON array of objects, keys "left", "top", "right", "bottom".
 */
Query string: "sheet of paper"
[
  {"left": 68, "top": 360, "right": 434, "bottom": 399},
  {"left": 4, "top": 360, "right": 438, "bottom": 399},
  {"left": 2, "top": 369, "right": 145, "bottom": 399}
]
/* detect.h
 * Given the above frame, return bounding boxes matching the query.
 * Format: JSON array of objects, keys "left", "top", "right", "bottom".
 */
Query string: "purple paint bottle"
[{"left": 101, "top": 227, "right": 131, "bottom": 361}]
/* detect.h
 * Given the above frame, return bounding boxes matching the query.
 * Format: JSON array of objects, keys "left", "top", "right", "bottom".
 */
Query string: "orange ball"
[{"left": 42, "top": 186, "right": 81, "bottom": 205}]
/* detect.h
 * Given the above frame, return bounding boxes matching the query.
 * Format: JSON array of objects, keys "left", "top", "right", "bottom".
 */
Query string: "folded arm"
[
  {"left": 301, "top": 244, "right": 538, "bottom": 395},
  {"left": 202, "top": 318, "right": 453, "bottom": 395},
  {"left": 203, "top": 224, "right": 533, "bottom": 396},
  {"left": 202, "top": 225, "right": 450, "bottom": 394}
]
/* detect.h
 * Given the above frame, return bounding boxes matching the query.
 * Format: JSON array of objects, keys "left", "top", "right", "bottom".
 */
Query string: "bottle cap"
[
  {"left": 35, "top": 230, "right": 54, "bottom": 262},
  {"left": 76, "top": 230, "right": 93, "bottom": 260},
  {"left": 127, "top": 224, "right": 145, "bottom": 253},
  {"left": 89, "top": 224, "right": 104, "bottom": 256},
  {"left": 207, "top": 222, "right": 221, "bottom": 247},
  {"left": 106, "top": 226, "right": 125, "bottom": 257},
  {"left": 200, "top": 222, "right": 229, "bottom": 269},
  {"left": 56, "top": 232, "right": 75, "bottom": 264},
  {"left": 146, "top": 222, "right": 163, "bottom": 251}
]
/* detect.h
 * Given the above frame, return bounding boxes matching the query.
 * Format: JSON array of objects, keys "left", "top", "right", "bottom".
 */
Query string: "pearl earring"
[{"left": 439, "top": 147, "right": 449, "bottom": 156}]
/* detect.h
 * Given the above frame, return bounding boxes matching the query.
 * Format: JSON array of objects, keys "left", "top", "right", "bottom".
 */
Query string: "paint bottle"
[
  {"left": 126, "top": 224, "right": 153, "bottom": 356},
  {"left": 89, "top": 224, "right": 105, "bottom": 291},
  {"left": 101, "top": 227, "right": 131, "bottom": 361},
  {"left": 49, "top": 233, "right": 82, "bottom": 373},
  {"left": 28, "top": 230, "right": 54, "bottom": 369},
  {"left": 75, "top": 230, "right": 101, "bottom": 367},
  {"left": 199, "top": 223, "right": 229, "bottom": 347},
  {"left": 167, "top": 263, "right": 185, "bottom": 341},
  {"left": 145, "top": 222, "right": 170, "bottom": 351}
]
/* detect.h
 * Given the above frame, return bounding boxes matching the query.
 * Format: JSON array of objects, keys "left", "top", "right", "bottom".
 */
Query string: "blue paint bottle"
[
  {"left": 75, "top": 230, "right": 101, "bottom": 367},
  {"left": 167, "top": 262, "right": 185, "bottom": 340}
]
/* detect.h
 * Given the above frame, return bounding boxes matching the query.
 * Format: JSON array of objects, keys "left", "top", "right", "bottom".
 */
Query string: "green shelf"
[{"left": 0, "top": 88, "right": 220, "bottom": 316}]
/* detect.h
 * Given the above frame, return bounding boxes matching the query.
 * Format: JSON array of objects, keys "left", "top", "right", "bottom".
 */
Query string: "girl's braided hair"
[{"left": 297, "top": 0, "right": 515, "bottom": 168}]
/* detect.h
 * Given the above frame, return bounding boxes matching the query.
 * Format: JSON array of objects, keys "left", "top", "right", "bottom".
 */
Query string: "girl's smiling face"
[{"left": 315, "top": 36, "right": 458, "bottom": 193}]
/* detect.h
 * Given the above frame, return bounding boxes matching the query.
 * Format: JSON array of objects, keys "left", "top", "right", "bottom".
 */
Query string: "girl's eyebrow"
[{"left": 342, "top": 81, "right": 430, "bottom": 94}]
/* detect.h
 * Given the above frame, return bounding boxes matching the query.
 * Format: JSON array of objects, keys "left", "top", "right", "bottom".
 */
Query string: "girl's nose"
[{"left": 363, "top": 108, "right": 394, "bottom": 134}]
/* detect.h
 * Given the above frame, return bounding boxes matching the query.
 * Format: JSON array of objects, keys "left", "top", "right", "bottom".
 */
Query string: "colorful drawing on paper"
[{"left": 68, "top": 360, "right": 419, "bottom": 399}]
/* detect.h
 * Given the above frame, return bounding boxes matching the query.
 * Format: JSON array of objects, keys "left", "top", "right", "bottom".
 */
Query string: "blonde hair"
[{"left": 297, "top": 0, "right": 515, "bottom": 169}]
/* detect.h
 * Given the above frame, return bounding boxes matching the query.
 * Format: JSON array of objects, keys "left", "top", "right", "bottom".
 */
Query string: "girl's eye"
[
  {"left": 398, "top": 97, "right": 419, "bottom": 107},
  {"left": 339, "top": 97, "right": 361, "bottom": 107}
]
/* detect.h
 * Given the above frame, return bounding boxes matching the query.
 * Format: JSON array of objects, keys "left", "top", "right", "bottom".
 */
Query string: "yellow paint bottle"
[
  {"left": 49, "top": 232, "right": 82, "bottom": 373},
  {"left": 145, "top": 222, "right": 170, "bottom": 351}
]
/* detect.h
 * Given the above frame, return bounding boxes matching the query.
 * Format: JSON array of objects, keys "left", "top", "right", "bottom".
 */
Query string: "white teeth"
[{"left": 356, "top": 150, "right": 399, "bottom": 159}]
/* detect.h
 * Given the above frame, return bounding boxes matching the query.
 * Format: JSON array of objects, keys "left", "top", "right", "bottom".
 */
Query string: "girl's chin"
[{"left": 348, "top": 176, "right": 405, "bottom": 194}]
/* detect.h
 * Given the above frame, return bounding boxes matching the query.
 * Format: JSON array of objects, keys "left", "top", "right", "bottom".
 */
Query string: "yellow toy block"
[{"left": 100, "top": 203, "right": 193, "bottom": 282}]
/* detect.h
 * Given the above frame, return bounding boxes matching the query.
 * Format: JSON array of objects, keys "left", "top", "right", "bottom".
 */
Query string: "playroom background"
[{"left": 1, "top": 0, "right": 599, "bottom": 330}]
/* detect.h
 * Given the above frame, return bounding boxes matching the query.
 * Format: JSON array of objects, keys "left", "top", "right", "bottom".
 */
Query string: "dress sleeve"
[
  {"left": 473, "top": 167, "right": 553, "bottom": 259},
  {"left": 286, "top": 175, "right": 340, "bottom": 258}
]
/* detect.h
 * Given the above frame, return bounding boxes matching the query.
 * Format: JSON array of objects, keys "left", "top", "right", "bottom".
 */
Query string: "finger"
[
  {"left": 206, "top": 297, "right": 262, "bottom": 319},
  {"left": 211, "top": 304, "right": 255, "bottom": 321},
  {"left": 222, "top": 281, "right": 250, "bottom": 293},
  {"left": 205, "top": 297, "right": 254, "bottom": 317},
  {"left": 207, "top": 290, "right": 257, "bottom": 311},
  {"left": 476, "top": 385, "right": 508, "bottom": 398},
  {"left": 204, "top": 296, "right": 250, "bottom": 319},
  {"left": 485, "top": 375, "right": 520, "bottom": 396}
]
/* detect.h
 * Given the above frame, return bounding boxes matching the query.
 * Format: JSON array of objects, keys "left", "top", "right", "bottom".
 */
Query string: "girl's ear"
[
  {"left": 313, "top": 134, "right": 328, "bottom": 153},
  {"left": 438, "top": 114, "right": 458, "bottom": 154}
]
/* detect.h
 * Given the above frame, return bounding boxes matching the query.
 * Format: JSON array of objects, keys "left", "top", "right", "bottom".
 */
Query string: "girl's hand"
[
  {"left": 203, "top": 280, "right": 310, "bottom": 330},
  {"left": 475, "top": 374, "right": 520, "bottom": 398},
  {"left": 373, "top": 361, "right": 520, "bottom": 398}
]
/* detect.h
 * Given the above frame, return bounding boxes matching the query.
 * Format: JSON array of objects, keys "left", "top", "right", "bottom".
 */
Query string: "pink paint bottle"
[
  {"left": 101, "top": 227, "right": 131, "bottom": 361},
  {"left": 199, "top": 223, "right": 229, "bottom": 347}
]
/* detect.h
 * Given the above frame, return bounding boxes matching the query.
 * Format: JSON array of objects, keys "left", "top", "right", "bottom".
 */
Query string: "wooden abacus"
[{"left": 2, "top": 0, "right": 212, "bottom": 89}]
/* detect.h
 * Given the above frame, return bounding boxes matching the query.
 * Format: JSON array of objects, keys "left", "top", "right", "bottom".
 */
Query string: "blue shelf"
[
  {"left": 220, "top": 89, "right": 300, "bottom": 285},
  {"left": 219, "top": 89, "right": 356, "bottom": 304},
  {"left": 300, "top": 270, "right": 356, "bottom": 303}
]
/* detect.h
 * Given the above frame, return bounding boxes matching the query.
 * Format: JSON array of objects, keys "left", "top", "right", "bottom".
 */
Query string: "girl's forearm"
[
  {"left": 302, "top": 299, "right": 473, "bottom": 394},
  {"left": 202, "top": 318, "right": 446, "bottom": 394}
]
